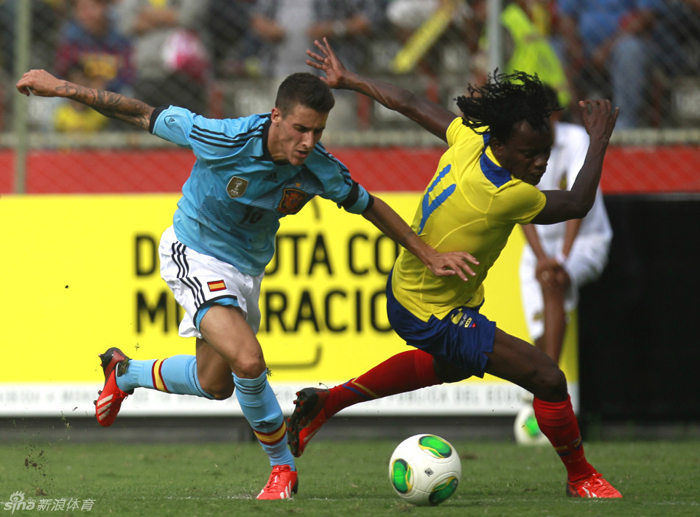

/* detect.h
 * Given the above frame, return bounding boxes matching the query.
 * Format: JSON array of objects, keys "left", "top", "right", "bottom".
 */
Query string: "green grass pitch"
[{"left": 1, "top": 439, "right": 698, "bottom": 516}]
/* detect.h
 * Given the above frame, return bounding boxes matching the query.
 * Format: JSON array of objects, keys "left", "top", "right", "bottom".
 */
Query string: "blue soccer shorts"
[{"left": 386, "top": 274, "right": 496, "bottom": 379}]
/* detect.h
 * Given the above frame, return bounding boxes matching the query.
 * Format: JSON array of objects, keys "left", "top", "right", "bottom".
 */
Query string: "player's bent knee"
[
  {"left": 210, "top": 387, "right": 235, "bottom": 400},
  {"left": 233, "top": 359, "right": 267, "bottom": 379},
  {"left": 199, "top": 380, "right": 235, "bottom": 400},
  {"left": 534, "top": 366, "right": 567, "bottom": 401}
]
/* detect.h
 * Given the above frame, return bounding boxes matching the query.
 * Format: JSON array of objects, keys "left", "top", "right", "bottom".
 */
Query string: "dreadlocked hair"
[{"left": 456, "top": 70, "right": 560, "bottom": 143}]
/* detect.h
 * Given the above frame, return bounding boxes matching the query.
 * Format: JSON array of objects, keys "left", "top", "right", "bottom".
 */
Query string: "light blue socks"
[
  {"left": 115, "top": 357, "right": 294, "bottom": 468},
  {"left": 116, "top": 355, "right": 214, "bottom": 399},
  {"left": 234, "top": 371, "right": 295, "bottom": 469}
]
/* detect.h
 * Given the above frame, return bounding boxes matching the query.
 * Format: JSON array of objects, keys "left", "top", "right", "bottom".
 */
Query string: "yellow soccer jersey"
[{"left": 392, "top": 117, "right": 547, "bottom": 321}]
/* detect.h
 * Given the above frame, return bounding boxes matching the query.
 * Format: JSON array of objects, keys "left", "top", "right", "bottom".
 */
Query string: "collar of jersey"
[
  {"left": 259, "top": 117, "right": 274, "bottom": 161},
  {"left": 480, "top": 133, "right": 512, "bottom": 188}
]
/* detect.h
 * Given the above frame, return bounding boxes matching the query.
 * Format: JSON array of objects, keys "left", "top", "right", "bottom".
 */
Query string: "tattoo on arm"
[{"left": 56, "top": 82, "right": 154, "bottom": 130}]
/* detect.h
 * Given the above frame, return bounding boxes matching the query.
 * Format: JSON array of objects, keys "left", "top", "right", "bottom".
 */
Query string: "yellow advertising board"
[{"left": 0, "top": 194, "right": 577, "bottom": 417}]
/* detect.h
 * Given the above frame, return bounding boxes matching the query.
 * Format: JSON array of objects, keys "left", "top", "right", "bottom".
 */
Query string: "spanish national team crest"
[
  {"left": 277, "top": 188, "right": 307, "bottom": 214},
  {"left": 226, "top": 176, "right": 249, "bottom": 198}
]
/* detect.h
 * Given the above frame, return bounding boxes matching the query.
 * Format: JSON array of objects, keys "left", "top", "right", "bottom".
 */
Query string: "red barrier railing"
[{"left": 1, "top": 146, "right": 698, "bottom": 194}]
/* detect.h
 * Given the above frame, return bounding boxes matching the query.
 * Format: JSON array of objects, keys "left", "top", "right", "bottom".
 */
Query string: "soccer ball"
[
  {"left": 514, "top": 405, "right": 549, "bottom": 446},
  {"left": 389, "top": 434, "right": 461, "bottom": 506}
]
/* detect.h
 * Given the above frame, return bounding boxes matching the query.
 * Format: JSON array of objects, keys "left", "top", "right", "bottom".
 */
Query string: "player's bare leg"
[
  {"left": 199, "top": 306, "right": 297, "bottom": 500},
  {"left": 486, "top": 328, "right": 621, "bottom": 498},
  {"left": 485, "top": 328, "right": 566, "bottom": 401},
  {"left": 193, "top": 338, "right": 235, "bottom": 399},
  {"left": 515, "top": 277, "right": 569, "bottom": 444}
]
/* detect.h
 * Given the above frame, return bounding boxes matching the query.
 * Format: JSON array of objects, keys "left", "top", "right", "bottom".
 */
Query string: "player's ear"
[
  {"left": 271, "top": 107, "right": 282, "bottom": 125},
  {"left": 490, "top": 136, "right": 505, "bottom": 157}
]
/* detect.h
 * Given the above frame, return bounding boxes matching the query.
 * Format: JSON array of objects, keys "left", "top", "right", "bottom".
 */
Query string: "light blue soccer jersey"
[{"left": 150, "top": 105, "right": 371, "bottom": 276}]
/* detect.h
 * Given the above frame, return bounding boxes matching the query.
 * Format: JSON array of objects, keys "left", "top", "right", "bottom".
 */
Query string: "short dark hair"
[
  {"left": 456, "top": 70, "right": 559, "bottom": 143},
  {"left": 275, "top": 73, "right": 335, "bottom": 116}
]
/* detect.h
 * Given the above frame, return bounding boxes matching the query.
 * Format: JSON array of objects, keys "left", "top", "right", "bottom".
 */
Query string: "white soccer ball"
[{"left": 389, "top": 434, "right": 461, "bottom": 506}]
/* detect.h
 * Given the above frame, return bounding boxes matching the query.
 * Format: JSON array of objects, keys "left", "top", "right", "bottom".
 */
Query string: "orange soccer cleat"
[
  {"left": 566, "top": 471, "right": 622, "bottom": 498},
  {"left": 94, "top": 347, "right": 132, "bottom": 427},
  {"left": 257, "top": 465, "right": 298, "bottom": 500}
]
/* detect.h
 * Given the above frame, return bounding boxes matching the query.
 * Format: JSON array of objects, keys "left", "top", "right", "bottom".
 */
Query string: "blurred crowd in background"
[{"left": 0, "top": 0, "right": 699, "bottom": 133}]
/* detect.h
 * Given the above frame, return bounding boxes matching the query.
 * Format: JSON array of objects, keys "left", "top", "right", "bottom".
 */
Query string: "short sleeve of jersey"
[
  {"left": 495, "top": 182, "right": 546, "bottom": 225},
  {"left": 150, "top": 105, "right": 195, "bottom": 148},
  {"left": 446, "top": 117, "right": 480, "bottom": 148},
  {"left": 341, "top": 182, "right": 371, "bottom": 214},
  {"left": 307, "top": 145, "right": 372, "bottom": 214},
  {"left": 150, "top": 105, "right": 263, "bottom": 162}
]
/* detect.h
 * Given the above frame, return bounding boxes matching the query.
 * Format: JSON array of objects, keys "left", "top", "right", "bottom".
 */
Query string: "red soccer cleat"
[
  {"left": 566, "top": 472, "right": 622, "bottom": 498},
  {"left": 257, "top": 465, "right": 298, "bottom": 500},
  {"left": 286, "top": 387, "right": 329, "bottom": 457},
  {"left": 94, "top": 347, "right": 132, "bottom": 427}
]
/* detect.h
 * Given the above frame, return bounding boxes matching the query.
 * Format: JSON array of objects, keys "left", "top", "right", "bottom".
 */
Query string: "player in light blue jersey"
[{"left": 17, "top": 69, "right": 477, "bottom": 499}]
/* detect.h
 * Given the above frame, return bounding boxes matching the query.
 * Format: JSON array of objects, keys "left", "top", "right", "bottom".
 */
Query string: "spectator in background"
[
  {"left": 53, "top": 64, "right": 111, "bottom": 131},
  {"left": 557, "top": 0, "right": 663, "bottom": 129},
  {"left": 468, "top": 0, "right": 571, "bottom": 112},
  {"left": 654, "top": 0, "right": 700, "bottom": 77},
  {"left": 249, "top": 0, "right": 315, "bottom": 79},
  {"left": 308, "top": 0, "right": 388, "bottom": 74},
  {"left": 386, "top": 0, "right": 440, "bottom": 33},
  {"left": 0, "top": 0, "right": 15, "bottom": 76},
  {"left": 0, "top": 0, "right": 68, "bottom": 75},
  {"left": 207, "top": 0, "right": 255, "bottom": 78},
  {"left": 250, "top": 0, "right": 386, "bottom": 79},
  {"left": 54, "top": 0, "right": 134, "bottom": 96},
  {"left": 516, "top": 88, "right": 612, "bottom": 443},
  {"left": 386, "top": 0, "right": 471, "bottom": 78},
  {"left": 116, "top": 0, "right": 210, "bottom": 115}
]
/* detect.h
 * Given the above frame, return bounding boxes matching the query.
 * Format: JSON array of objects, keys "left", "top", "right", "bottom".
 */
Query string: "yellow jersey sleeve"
[
  {"left": 491, "top": 180, "right": 547, "bottom": 225},
  {"left": 446, "top": 118, "right": 487, "bottom": 149}
]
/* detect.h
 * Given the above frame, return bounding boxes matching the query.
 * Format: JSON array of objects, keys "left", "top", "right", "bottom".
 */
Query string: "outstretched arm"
[
  {"left": 307, "top": 38, "right": 456, "bottom": 142},
  {"left": 16, "top": 69, "right": 154, "bottom": 130},
  {"left": 531, "top": 100, "right": 618, "bottom": 224},
  {"left": 363, "top": 196, "right": 478, "bottom": 280}
]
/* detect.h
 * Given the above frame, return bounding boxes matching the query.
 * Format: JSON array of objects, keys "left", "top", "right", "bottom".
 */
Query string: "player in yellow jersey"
[{"left": 288, "top": 38, "right": 621, "bottom": 499}]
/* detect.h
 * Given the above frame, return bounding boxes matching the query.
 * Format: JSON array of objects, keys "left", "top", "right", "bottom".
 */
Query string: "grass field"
[{"left": 1, "top": 439, "right": 698, "bottom": 516}]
